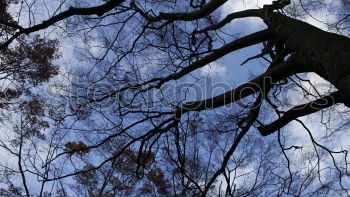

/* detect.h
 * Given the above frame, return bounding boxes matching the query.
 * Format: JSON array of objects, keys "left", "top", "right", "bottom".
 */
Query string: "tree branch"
[
  {"left": 258, "top": 91, "right": 340, "bottom": 136},
  {"left": 196, "top": 9, "right": 262, "bottom": 33},
  {"left": 0, "top": 0, "right": 126, "bottom": 49},
  {"left": 176, "top": 54, "right": 309, "bottom": 117},
  {"left": 92, "top": 29, "right": 273, "bottom": 102},
  {"left": 202, "top": 92, "right": 263, "bottom": 196},
  {"left": 132, "top": 0, "right": 228, "bottom": 22},
  {"left": 157, "top": 29, "right": 274, "bottom": 85},
  {"left": 0, "top": 19, "right": 24, "bottom": 31}
]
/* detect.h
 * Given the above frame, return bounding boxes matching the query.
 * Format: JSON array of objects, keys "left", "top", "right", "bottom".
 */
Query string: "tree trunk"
[{"left": 264, "top": 12, "right": 350, "bottom": 106}]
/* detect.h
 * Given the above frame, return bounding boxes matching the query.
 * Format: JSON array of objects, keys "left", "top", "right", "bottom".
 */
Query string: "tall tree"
[{"left": 0, "top": 0, "right": 350, "bottom": 196}]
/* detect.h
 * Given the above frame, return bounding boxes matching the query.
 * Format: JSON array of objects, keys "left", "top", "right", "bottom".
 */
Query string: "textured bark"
[
  {"left": 178, "top": 6, "right": 350, "bottom": 133},
  {"left": 180, "top": 6, "right": 350, "bottom": 114},
  {"left": 263, "top": 12, "right": 350, "bottom": 106}
]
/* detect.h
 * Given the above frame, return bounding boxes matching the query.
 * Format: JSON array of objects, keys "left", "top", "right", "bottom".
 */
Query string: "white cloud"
[
  {"left": 300, "top": 73, "right": 335, "bottom": 100},
  {"left": 304, "top": 9, "right": 338, "bottom": 31},
  {"left": 220, "top": 0, "right": 340, "bottom": 32},
  {"left": 216, "top": 165, "right": 257, "bottom": 194},
  {"left": 220, "top": 0, "right": 273, "bottom": 30},
  {"left": 200, "top": 62, "right": 227, "bottom": 76},
  {"left": 88, "top": 39, "right": 103, "bottom": 57},
  {"left": 221, "top": 0, "right": 273, "bottom": 15}
]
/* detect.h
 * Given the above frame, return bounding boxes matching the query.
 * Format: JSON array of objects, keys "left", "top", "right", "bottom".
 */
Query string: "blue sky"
[{"left": 1, "top": 0, "right": 350, "bottom": 195}]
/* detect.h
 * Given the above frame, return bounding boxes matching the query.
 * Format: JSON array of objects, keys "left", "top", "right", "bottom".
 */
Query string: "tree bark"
[{"left": 263, "top": 12, "right": 350, "bottom": 106}]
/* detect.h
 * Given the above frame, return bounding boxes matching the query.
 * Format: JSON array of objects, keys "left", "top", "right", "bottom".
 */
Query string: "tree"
[{"left": 0, "top": 0, "right": 350, "bottom": 196}]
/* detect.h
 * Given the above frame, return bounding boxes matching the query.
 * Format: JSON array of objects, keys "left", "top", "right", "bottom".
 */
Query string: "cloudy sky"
[{"left": 1, "top": 0, "right": 349, "bottom": 195}]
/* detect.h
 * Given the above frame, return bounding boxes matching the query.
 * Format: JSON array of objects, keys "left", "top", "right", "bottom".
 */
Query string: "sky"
[
  {"left": 1, "top": 0, "right": 350, "bottom": 195},
  {"left": 204, "top": 0, "right": 350, "bottom": 193}
]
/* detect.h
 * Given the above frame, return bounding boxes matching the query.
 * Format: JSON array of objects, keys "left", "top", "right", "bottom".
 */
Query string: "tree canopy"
[{"left": 0, "top": 0, "right": 350, "bottom": 196}]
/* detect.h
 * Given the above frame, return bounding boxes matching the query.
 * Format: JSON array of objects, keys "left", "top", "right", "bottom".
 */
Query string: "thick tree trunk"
[
  {"left": 175, "top": 4, "right": 350, "bottom": 118},
  {"left": 264, "top": 13, "right": 350, "bottom": 106}
]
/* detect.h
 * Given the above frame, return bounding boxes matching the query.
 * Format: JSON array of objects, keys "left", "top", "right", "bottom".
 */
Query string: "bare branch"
[
  {"left": 258, "top": 92, "right": 341, "bottom": 136},
  {"left": 0, "top": 0, "right": 126, "bottom": 49},
  {"left": 132, "top": 0, "right": 228, "bottom": 22},
  {"left": 177, "top": 54, "right": 309, "bottom": 116}
]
